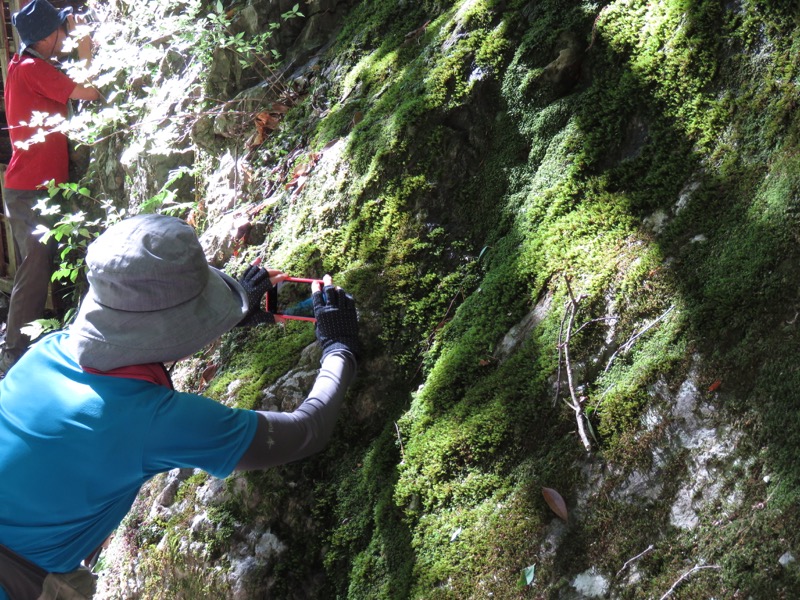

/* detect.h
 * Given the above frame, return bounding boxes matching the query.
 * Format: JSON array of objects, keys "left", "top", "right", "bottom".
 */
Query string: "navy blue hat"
[{"left": 12, "top": 0, "right": 72, "bottom": 53}]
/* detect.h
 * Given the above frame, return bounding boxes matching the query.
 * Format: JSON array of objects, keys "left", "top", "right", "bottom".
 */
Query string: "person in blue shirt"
[{"left": 0, "top": 214, "right": 359, "bottom": 599}]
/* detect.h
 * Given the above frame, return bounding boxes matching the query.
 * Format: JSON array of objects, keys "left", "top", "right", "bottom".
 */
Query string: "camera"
[
  {"left": 78, "top": 8, "right": 97, "bottom": 23},
  {"left": 266, "top": 277, "right": 322, "bottom": 323}
]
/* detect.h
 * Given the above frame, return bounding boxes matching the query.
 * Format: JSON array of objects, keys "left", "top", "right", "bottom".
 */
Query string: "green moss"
[
  {"left": 207, "top": 322, "right": 316, "bottom": 410},
  {"left": 176, "top": 472, "right": 209, "bottom": 502},
  {"left": 595, "top": 305, "right": 687, "bottom": 444},
  {"left": 321, "top": 429, "right": 414, "bottom": 599}
]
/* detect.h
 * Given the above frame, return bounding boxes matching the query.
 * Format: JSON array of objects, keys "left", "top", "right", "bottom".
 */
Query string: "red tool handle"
[
  {"left": 274, "top": 315, "right": 316, "bottom": 323},
  {"left": 282, "top": 276, "right": 324, "bottom": 285}
]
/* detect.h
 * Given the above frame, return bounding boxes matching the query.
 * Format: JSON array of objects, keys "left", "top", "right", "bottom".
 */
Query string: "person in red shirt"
[{"left": 1, "top": 0, "right": 100, "bottom": 374}]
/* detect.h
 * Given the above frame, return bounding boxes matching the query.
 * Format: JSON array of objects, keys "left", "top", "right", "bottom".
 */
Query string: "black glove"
[
  {"left": 313, "top": 285, "right": 360, "bottom": 362},
  {"left": 237, "top": 265, "right": 276, "bottom": 327}
]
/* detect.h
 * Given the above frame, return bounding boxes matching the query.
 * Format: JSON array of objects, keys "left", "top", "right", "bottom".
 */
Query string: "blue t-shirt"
[{"left": 0, "top": 332, "right": 257, "bottom": 596}]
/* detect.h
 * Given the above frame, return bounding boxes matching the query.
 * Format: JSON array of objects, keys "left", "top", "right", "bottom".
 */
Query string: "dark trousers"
[
  {"left": 0, "top": 544, "right": 96, "bottom": 599},
  {"left": 3, "top": 188, "right": 57, "bottom": 361}
]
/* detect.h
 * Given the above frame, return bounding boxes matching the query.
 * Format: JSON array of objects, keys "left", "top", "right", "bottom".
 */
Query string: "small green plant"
[
  {"left": 138, "top": 167, "right": 196, "bottom": 215},
  {"left": 19, "top": 318, "right": 62, "bottom": 342},
  {"left": 37, "top": 181, "right": 121, "bottom": 287},
  {"left": 202, "top": 0, "right": 303, "bottom": 70},
  {"left": 281, "top": 3, "right": 304, "bottom": 20}
]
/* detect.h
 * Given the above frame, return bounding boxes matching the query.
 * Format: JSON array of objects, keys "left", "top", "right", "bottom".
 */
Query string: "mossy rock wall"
[{"left": 90, "top": 0, "right": 800, "bottom": 597}]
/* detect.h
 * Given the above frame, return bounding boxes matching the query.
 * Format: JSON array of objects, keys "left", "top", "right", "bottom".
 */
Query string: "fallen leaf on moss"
[
  {"left": 518, "top": 564, "right": 536, "bottom": 588},
  {"left": 542, "top": 487, "right": 568, "bottom": 521},
  {"left": 708, "top": 380, "right": 722, "bottom": 392}
]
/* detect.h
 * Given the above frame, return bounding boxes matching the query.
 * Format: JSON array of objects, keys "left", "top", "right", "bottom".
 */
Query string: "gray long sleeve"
[{"left": 235, "top": 351, "right": 357, "bottom": 470}]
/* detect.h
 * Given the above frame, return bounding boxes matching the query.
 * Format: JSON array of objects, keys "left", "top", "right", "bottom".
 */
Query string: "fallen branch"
[
  {"left": 561, "top": 277, "right": 592, "bottom": 452},
  {"left": 553, "top": 305, "right": 569, "bottom": 406},
  {"left": 615, "top": 544, "right": 654, "bottom": 578},
  {"left": 659, "top": 564, "right": 721, "bottom": 600}
]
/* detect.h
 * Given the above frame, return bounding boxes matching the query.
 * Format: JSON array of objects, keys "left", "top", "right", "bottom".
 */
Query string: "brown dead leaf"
[
  {"left": 285, "top": 174, "right": 308, "bottom": 192},
  {"left": 269, "top": 102, "right": 291, "bottom": 114},
  {"left": 259, "top": 111, "right": 282, "bottom": 126},
  {"left": 234, "top": 219, "right": 251, "bottom": 239},
  {"left": 542, "top": 487, "right": 568, "bottom": 522},
  {"left": 201, "top": 363, "right": 218, "bottom": 382},
  {"left": 290, "top": 153, "right": 322, "bottom": 179},
  {"left": 250, "top": 130, "right": 267, "bottom": 148},
  {"left": 186, "top": 199, "right": 205, "bottom": 228},
  {"left": 292, "top": 161, "right": 313, "bottom": 178},
  {"left": 251, "top": 112, "right": 283, "bottom": 146},
  {"left": 255, "top": 112, "right": 281, "bottom": 132},
  {"left": 240, "top": 163, "right": 254, "bottom": 186},
  {"left": 246, "top": 201, "right": 267, "bottom": 218},
  {"left": 198, "top": 362, "right": 219, "bottom": 392},
  {"left": 231, "top": 219, "right": 252, "bottom": 257}
]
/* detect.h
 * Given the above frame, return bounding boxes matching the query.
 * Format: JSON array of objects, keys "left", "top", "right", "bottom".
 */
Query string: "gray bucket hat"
[{"left": 69, "top": 214, "right": 248, "bottom": 371}]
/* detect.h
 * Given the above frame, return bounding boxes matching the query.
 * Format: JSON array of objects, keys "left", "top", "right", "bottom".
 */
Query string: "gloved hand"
[
  {"left": 237, "top": 264, "right": 277, "bottom": 327},
  {"left": 313, "top": 282, "right": 360, "bottom": 362}
]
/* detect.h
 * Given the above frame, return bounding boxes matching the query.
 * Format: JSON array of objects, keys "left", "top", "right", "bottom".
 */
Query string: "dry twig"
[
  {"left": 604, "top": 305, "right": 675, "bottom": 373},
  {"left": 560, "top": 276, "right": 592, "bottom": 452},
  {"left": 659, "top": 564, "right": 721, "bottom": 600},
  {"left": 553, "top": 305, "right": 569, "bottom": 406},
  {"left": 615, "top": 544, "right": 654, "bottom": 578}
]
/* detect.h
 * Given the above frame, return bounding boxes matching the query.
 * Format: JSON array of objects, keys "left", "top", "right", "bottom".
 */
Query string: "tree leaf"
[
  {"left": 517, "top": 564, "right": 536, "bottom": 588},
  {"left": 542, "top": 487, "right": 568, "bottom": 521}
]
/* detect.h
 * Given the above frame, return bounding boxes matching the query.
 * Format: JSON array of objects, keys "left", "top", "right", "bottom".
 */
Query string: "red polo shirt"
[{"left": 4, "top": 54, "right": 76, "bottom": 190}]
